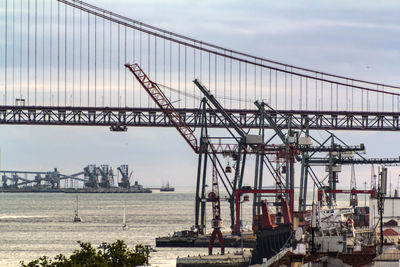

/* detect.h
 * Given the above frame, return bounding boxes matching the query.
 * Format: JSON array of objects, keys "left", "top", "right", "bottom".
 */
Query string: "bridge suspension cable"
[{"left": 1, "top": 0, "right": 399, "bottom": 114}]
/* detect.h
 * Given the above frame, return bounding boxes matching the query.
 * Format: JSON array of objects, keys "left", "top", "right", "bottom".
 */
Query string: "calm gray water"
[
  {"left": 0, "top": 187, "right": 245, "bottom": 267},
  {"left": 0, "top": 187, "right": 363, "bottom": 266}
]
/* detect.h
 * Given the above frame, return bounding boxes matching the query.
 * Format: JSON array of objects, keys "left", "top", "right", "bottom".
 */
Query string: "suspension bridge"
[
  {"left": 1, "top": 0, "right": 400, "bottom": 131},
  {"left": 2, "top": 0, "right": 400, "bottom": 233}
]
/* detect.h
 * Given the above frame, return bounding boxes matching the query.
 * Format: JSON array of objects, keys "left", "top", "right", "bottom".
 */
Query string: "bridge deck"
[{"left": 0, "top": 106, "right": 399, "bottom": 131}]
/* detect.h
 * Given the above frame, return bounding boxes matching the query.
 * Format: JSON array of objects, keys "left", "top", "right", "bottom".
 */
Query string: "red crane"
[
  {"left": 207, "top": 155, "right": 225, "bottom": 255},
  {"left": 124, "top": 63, "right": 199, "bottom": 153}
]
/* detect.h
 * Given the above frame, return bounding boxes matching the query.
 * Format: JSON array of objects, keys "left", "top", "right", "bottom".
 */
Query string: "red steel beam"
[{"left": 125, "top": 63, "right": 199, "bottom": 153}]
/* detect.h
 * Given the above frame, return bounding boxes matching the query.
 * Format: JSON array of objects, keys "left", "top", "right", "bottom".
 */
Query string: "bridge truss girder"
[{"left": 0, "top": 106, "right": 400, "bottom": 131}]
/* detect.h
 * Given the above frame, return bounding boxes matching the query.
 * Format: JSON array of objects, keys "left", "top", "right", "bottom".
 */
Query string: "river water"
[
  {"left": 0, "top": 186, "right": 363, "bottom": 266},
  {"left": 0, "top": 188, "right": 249, "bottom": 266}
]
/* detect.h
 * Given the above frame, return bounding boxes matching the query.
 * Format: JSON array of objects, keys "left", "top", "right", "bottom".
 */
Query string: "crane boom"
[
  {"left": 193, "top": 79, "right": 247, "bottom": 139},
  {"left": 125, "top": 63, "right": 198, "bottom": 153}
]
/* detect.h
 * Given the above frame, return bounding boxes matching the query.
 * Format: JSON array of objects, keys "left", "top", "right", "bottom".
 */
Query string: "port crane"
[
  {"left": 126, "top": 63, "right": 400, "bottom": 236},
  {"left": 117, "top": 164, "right": 131, "bottom": 189},
  {"left": 126, "top": 63, "right": 247, "bottom": 233},
  {"left": 207, "top": 155, "right": 225, "bottom": 255},
  {"left": 254, "top": 101, "right": 400, "bottom": 209}
]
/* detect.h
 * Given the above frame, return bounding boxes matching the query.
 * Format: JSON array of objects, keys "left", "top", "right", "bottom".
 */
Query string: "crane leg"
[{"left": 208, "top": 228, "right": 225, "bottom": 255}]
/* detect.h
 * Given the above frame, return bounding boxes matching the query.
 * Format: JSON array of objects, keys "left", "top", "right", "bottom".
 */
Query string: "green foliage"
[{"left": 20, "top": 240, "right": 149, "bottom": 267}]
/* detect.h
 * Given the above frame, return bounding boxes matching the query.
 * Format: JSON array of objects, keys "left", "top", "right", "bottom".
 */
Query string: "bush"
[{"left": 21, "top": 240, "right": 150, "bottom": 267}]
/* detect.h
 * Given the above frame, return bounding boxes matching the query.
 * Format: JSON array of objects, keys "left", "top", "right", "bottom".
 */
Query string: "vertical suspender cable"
[
  {"left": 376, "top": 85, "right": 379, "bottom": 112},
  {"left": 336, "top": 84, "right": 338, "bottom": 111},
  {"left": 239, "top": 62, "right": 241, "bottom": 109},
  {"left": 117, "top": 24, "right": 120, "bottom": 107},
  {"left": 147, "top": 32, "right": 150, "bottom": 106},
  {"left": 199, "top": 44, "right": 202, "bottom": 81},
  {"left": 290, "top": 67, "right": 293, "bottom": 109},
  {"left": 305, "top": 77, "right": 308, "bottom": 110},
  {"left": 19, "top": 0, "right": 22, "bottom": 100},
  {"left": 269, "top": 68, "right": 271, "bottom": 105},
  {"left": 230, "top": 52, "right": 232, "bottom": 108},
  {"left": 352, "top": 80, "right": 355, "bottom": 112},
  {"left": 102, "top": 12, "right": 104, "bottom": 106},
  {"left": 285, "top": 67, "right": 287, "bottom": 110},
  {"left": 178, "top": 44, "right": 180, "bottom": 108},
  {"left": 42, "top": 0, "right": 45, "bottom": 105},
  {"left": 72, "top": 3, "right": 75, "bottom": 106},
  {"left": 245, "top": 63, "right": 247, "bottom": 109},
  {"left": 315, "top": 74, "right": 318, "bottom": 110},
  {"left": 49, "top": 0, "right": 52, "bottom": 104},
  {"left": 57, "top": 0, "right": 59, "bottom": 106},
  {"left": 139, "top": 26, "right": 142, "bottom": 66},
  {"left": 253, "top": 59, "right": 255, "bottom": 108},
  {"left": 87, "top": 11, "right": 90, "bottom": 106},
  {"left": 5, "top": 0, "right": 7, "bottom": 105},
  {"left": 169, "top": 35, "right": 171, "bottom": 100},
  {"left": 94, "top": 15, "right": 97, "bottom": 107},
  {"left": 132, "top": 28, "right": 135, "bottom": 106},
  {"left": 367, "top": 82, "right": 369, "bottom": 111},
  {"left": 193, "top": 42, "right": 195, "bottom": 106},
  {"left": 124, "top": 26, "right": 126, "bottom": 107},
  {"left": 208, "top": 52, "right": 210, "bottom": 89},
  {"left": 392, "top": 87, "right": 394, "bottom": 112},
  {"left": 223, "top": 52, "right": 225, "bottom": 107},
  {"left": 154, "top": 34, "right": 157, "bottom": 82},
  {"left": 361, "top": 82, "right": 364, "bottom": 111},
  {"left": 214, "top": 53, "right": 217, "bottom": 101},
  {"left": 346, "top": 80, "right": 349, "bottom": 110},
  {"left": 321, "top": 75, "right": 323, "bottom": 110},
  {"left": 260, "top": 64, "right": 262, "bottom": 107},
  {"left": 330, "top": 83, "right": 333, "bottom": 111},
  {"left": 163, "top": 33, "right": 165, "bottom": 86},
  {"left": 28, "top": 0, "right": 30, "bottom": 105},
  {"left": 300, "top": 77, "right": 302, "bottom": 109},
  {"left": 147, "top": 33, "right": 150, "bottom": 77},
  {"left": 35, "top": 0, "right": 37, "bottom": 105},
  {"left": 79, "top": 5, "right": 82, "bottom": 106},
  {"left": 12, "top": 0, "right": 15, "bottom": 103},
  {"left": 185, "top": 45, "right": 187, "bottom": 107},
  {"left": 139, "top": 28, "right": 142, "bottom": 106},
  {"left": 109, "top": 17, "right": 111, "bottom": 106},
  {"left": 275, "top": 70, "right": 277, "bottom": 109},
  {"left": 64, "top": 2, "right": 67, "bottom": 106}
]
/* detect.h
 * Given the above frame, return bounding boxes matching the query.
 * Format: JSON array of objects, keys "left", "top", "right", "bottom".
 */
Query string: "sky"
[{"left": 1, "top": 0, "right": 400, "bottom": 191}]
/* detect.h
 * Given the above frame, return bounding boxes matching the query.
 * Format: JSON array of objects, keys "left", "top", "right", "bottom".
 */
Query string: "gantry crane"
[
  {"left": 125, "top": 63, "right": 208, "bottom": 233},
  {"left": 126, "top": 63, "right": 254, "bottom": 234},
  {"left": 193, "top": 79, "right": 253, "bottom": 233},
  {"left": 254, "top": 101, "right": 400, "bottom": 210}
]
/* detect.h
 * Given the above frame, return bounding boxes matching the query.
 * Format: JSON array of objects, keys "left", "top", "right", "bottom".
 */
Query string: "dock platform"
[{"left": 176, "top": 250, "right": 252, "bottom": 267}]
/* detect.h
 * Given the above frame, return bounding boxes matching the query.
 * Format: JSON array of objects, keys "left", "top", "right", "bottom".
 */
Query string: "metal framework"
[
  {"left": 125, "top": 63, "right": 198, "bottom": 152},
  {"left": 1, "top": 106, "right": 400, "bottom": 131},
  {"left": 235, "top": 189, "right": 294, "bottom": 234},
  {"left": 317, "top": 188, "right": 376, "bottom": 203}
]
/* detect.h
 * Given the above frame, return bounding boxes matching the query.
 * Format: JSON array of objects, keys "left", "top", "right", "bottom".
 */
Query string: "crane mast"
[{"left": 208, "top": 154, "right": 225, "bottom": 255}]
